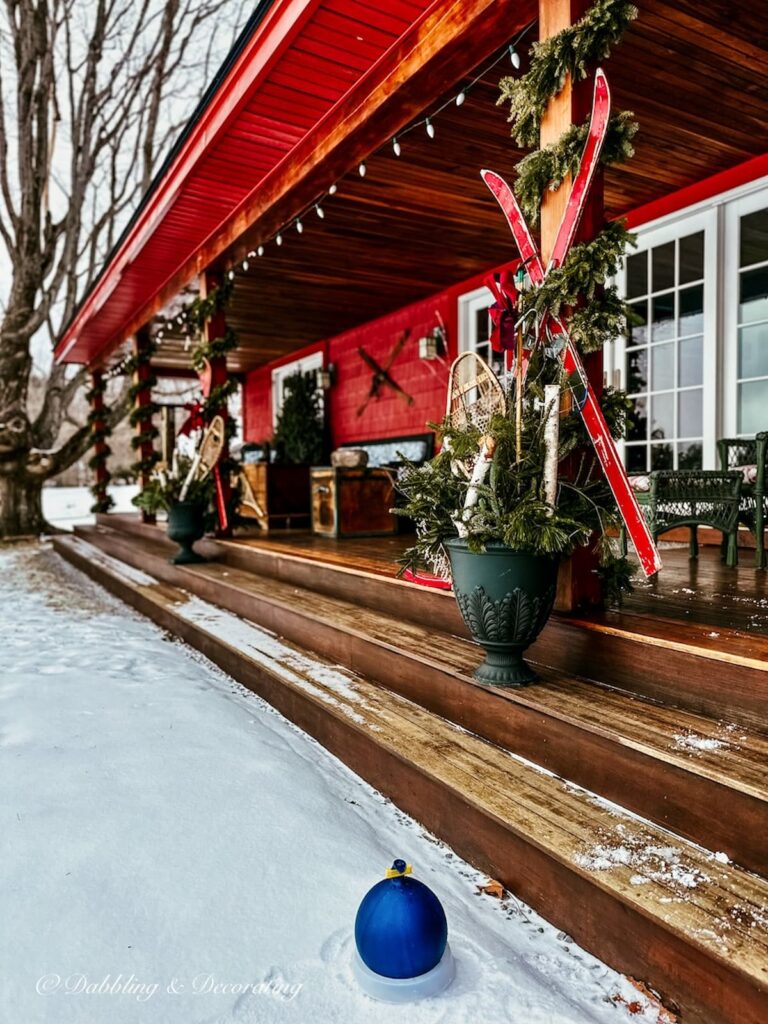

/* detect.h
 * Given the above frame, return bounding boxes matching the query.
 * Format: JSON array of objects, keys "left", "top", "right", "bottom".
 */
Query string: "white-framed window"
[
  {"left": 723, "top": 191, "right": 768, "bottom": 437},
  {"left": 271, "top": 351, "right": 323, "bottom": 429},
  {"left": 458, "top": 285, "right": 505, "bottom": 378},
  {"left": 612, "top": 209, "right": 718, "bottom": 472}
]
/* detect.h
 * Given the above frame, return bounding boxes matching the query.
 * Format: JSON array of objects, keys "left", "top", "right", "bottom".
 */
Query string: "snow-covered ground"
[
  {"left": 43, "top": 484, "right": 140, "bottom": 530},
  {"left": 1, "top": 543, "right": 659, "bottom": 1024}
]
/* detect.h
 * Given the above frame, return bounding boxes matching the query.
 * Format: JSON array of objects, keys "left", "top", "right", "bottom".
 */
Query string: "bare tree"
[{"left": 0, "top": 0, "right": 249, "bottom": 537}]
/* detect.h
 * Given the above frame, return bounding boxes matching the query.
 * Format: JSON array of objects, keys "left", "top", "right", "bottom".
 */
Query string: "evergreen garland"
[
  {"left": 86, "top": 373, "right": 114, "bottom": 514},
  {"left": 496, "top": 0, "right": 639, "bottom": 367},
  {"left": 513, "top": 112, "right": 637, "bottom": 224},
  {"left": 498, "top": 0, "right": 637, "bottom": 147},
  {"left": 518, "top": 221, "right": 634, "bottom": 318},
  {"left": 123, "top": 338, "right": 161, "bottom": 481}
]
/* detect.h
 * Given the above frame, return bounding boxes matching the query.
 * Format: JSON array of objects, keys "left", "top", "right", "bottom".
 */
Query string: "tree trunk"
[{"left": 0, "top": 466, "right": 46, "bottom": 538}]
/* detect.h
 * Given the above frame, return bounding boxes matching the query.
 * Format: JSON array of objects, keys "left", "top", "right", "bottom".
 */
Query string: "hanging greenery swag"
[
  {"left": 85, "top": 375, "right": 114, "bottom": 514},
  {"left": 121, "top": 338, "right": 162, "bottom": 478}
]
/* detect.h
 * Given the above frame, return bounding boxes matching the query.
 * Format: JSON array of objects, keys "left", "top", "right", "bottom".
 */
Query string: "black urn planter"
[
  {"left": 445, "top": 538, "right": 558, "bottom": 687},
  {"left": 166, "top": 501, "right": 205, "bottom": 565}
]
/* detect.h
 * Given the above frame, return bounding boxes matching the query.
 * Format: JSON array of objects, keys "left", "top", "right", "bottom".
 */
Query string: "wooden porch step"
[
  {"left": 97, "top": 515, "right": 768, "bottom": 730},
  {"left": 76, "top": 521, "right": 768, "bottom": 877},
  {"left": 52, "top": 532, "right": 768, "bottom": 1024}
]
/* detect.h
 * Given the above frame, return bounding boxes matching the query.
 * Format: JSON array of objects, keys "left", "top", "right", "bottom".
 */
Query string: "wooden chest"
[
  {"left": 311, "top": 467, "right": 396, "bottom": 538},
  {"left": 238, "top": 463, "right": 310, "bottom": 531}
]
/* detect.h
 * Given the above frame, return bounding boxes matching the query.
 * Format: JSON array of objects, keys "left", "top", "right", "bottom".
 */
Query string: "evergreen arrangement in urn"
[{"left": 396, "top": 366, "right": 633, "bottom": 605}]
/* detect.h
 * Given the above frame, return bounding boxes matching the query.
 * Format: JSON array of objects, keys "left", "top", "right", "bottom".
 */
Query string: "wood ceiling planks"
[{"left": 180, "top": 0, "right": 767, "bottom": 373}]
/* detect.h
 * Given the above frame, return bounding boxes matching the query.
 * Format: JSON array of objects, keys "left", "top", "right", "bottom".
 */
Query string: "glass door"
[
  {"left": 723, "top": 192, "right": 768, "bottom": 437},
  {"left": 613, "top": 208, "right": 718, "bottom": 471},
  {"left": 458, "top": 286, "right": 505, "bottom": 378}
]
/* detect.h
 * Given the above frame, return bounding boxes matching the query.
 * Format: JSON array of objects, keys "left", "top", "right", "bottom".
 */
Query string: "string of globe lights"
[{"left": 153, "top": 23, "right": 535, "bottom": 346}]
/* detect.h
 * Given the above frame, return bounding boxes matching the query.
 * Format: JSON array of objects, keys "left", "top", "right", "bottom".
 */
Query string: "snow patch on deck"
[
  {"left": 172, "top": 594, "right": 374, "bottom": 727},
  {"left": 574, "top": 825, "right": 711, "bottom": 894},
  {"left": 69, "top": 535, "right": 156, "bottom": 586}
]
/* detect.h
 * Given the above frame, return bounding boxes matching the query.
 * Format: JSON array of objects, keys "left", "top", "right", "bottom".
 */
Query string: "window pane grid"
[
  {"left": 737, "top": 210, "right": 768, "bottom": 434},
  {"left": 622, "top": 231, "right": 705, "bottom": 471}
]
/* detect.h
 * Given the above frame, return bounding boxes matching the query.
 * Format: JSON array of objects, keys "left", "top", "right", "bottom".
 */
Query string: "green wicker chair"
[
  {"left": 717, "top": 432, "right": 768, "bottom": 569},
  {"left": 647, "top": 470, "right": 743, "bottom": 568}
]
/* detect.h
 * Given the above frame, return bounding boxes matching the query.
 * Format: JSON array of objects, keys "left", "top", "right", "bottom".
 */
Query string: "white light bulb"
[
  {"left": 425, "top": 118, "right": 435, "bottom": 139},
  {"left": 315, "top": 204, "right": 325, "bottom": 219},
  {"left": 227, "top": 269, "right": 235, "bottom": 281},
  {"left": 276, "top": 233, "right": 283, "bottom": 246},
  {"left": 328, "top": 183, "right": 337, "bottom": 195},
  {"left": 392, "top": 137, "right": 401, "bottom": 157},
  {"left": 509, "top": 45, "right": 520, "bottom": 69},
  {"left": 247, "top": 250, "right": 256, "bottom": 259},
  {"left": 257, "top": 245, "right": 264, "bottom": 256},
  {"left": 358, "top": 161, "right": 366, "bottom": 177},
  {"left": 455, "top": 91, "right": 466, "bottom": 107},
  {"left": 242, "top": 259, "right": 249, "bottom": 271},
  {"left": 296, "top": 219, "right": 303, "bottom": 234}
]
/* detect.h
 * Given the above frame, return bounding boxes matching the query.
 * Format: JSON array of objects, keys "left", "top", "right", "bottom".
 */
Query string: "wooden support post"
[
  {"left": 133, "top": 327, "right": 157, "bottom": 524},
  {"left": 200, "top": 272, "right": 233, "bottom": 538},
  {"left": 90, "top": 370, "right": 111, "bottom": 513},
  {"left": 540, "top": 0, "right": 604, "bottom": 611}
]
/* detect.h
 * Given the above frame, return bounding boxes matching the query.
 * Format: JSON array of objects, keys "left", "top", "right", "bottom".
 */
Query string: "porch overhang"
[
  {"left": 55, "top": 0, "right": 768, "bottom": 373},
  {"left": 55, "top": 0, "right": 535, "bottom": 369}
]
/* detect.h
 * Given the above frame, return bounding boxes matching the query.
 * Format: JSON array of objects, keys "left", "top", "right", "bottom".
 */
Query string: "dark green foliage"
[
  {"left": 567, "top": 286, "right": 631, "bottom": 353},
  {"left": 272, "top": 371, "right": 324, "bottom": 465},
  {"left": 521, "top": 221, "right": 634, "bottom": 316},
  {"left": 514, "top": 112, "right": 637, "bottom": 224},
  {"left": 396, "top": 351, "right": 629, "bottom": 564},
  {"left": 131, "top": 456, "right": 213, "bottom": 514},
  {"left": 498, "top": 0, "right": 638, "bottom": 147}
]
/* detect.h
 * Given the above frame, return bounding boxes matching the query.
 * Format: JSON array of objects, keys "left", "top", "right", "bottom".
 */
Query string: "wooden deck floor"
[{"left": 232, "top": 530, "right": 768, "bottom": 636}]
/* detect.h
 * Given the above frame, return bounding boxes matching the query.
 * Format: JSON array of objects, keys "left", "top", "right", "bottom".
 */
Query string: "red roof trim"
[{"left": 56, "top": 0, "right": 322, "bottom": 364}]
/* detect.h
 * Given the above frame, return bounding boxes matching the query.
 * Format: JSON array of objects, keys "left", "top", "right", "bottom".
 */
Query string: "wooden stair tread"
[
  {"left": 80, "top": 523, "right": 768, "bottom": 803},
  {"left": 188, "top": 558, "right": 768, "bottom": 800},
  {"left": 100, "top": 515, "right": 768, "bottom": 674},
  {"left": 573, "top": 608, "right": 768, "bottom": 671},
  {"left": 54, "top": 534, "right": 768, "bottom": 984}
]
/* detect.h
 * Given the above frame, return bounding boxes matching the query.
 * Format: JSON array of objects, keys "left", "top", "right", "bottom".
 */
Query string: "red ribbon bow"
[{"left": 485, "top": 267, "right": 520, "bottom": 352}]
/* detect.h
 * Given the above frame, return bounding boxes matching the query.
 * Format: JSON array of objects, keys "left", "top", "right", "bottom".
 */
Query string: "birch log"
[{"left": 543, "top": 385, "right": 560, "bottom": 511}]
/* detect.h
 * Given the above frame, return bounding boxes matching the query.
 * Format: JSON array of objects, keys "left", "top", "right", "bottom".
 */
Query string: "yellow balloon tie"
[{"left": 385, "top": 862, "right": 413, "bottom": 879}]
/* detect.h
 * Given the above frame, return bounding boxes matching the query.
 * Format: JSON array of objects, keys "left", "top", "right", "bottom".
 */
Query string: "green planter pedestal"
[
  {"left": 167, "top": 501, "right": 205, "bottom": 565},
  {"left": 445, "top": 539, "right": 558, "bottom": 687}
]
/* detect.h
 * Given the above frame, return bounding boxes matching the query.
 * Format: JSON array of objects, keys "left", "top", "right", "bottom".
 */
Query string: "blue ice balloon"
[{"left": 354, "top": 859, "right": 448, "bottom": 979}]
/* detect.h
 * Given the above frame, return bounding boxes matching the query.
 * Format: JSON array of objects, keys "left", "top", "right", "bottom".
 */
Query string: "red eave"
[{"left": 55, "top": 0, "right": 439, "bottom": 366}]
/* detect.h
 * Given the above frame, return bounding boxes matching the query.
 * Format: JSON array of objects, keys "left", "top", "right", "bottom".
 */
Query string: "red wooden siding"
[{"left": 243, "top": 266, "right": 501, "bottom": 448}]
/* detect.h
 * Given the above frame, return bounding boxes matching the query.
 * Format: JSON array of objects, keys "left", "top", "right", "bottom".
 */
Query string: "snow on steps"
[
  {"left": 74, "top": 520, "right": 768, "bottom": 879},
  {"left": 53, "top": 533, "right": 768, "bottom": 1024}
]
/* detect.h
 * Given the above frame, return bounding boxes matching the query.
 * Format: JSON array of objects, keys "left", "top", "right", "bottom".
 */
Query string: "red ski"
[
  {"left": 480, "top": 72, "right": 661, "bottom": 577},
  {"left": 549, "top": 68, "right": 610, "bottom": 271}
]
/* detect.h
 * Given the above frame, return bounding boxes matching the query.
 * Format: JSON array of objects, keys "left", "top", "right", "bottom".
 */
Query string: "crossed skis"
[{"left": 481, "top": 68, "right": 661, "bottom": 578}]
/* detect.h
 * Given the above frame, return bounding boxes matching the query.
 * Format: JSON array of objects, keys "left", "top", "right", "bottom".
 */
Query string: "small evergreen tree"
[{"left": 273, "top": 371, "right": 324, "bottom": 465}]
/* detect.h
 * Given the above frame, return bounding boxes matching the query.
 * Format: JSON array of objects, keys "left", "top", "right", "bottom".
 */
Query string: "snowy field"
[
  {"left": 43, "top": 484, "right": 140, "bottom": 530},
  {"left": 0, "top": 543, "right": 659, "bottom": 1024}
]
